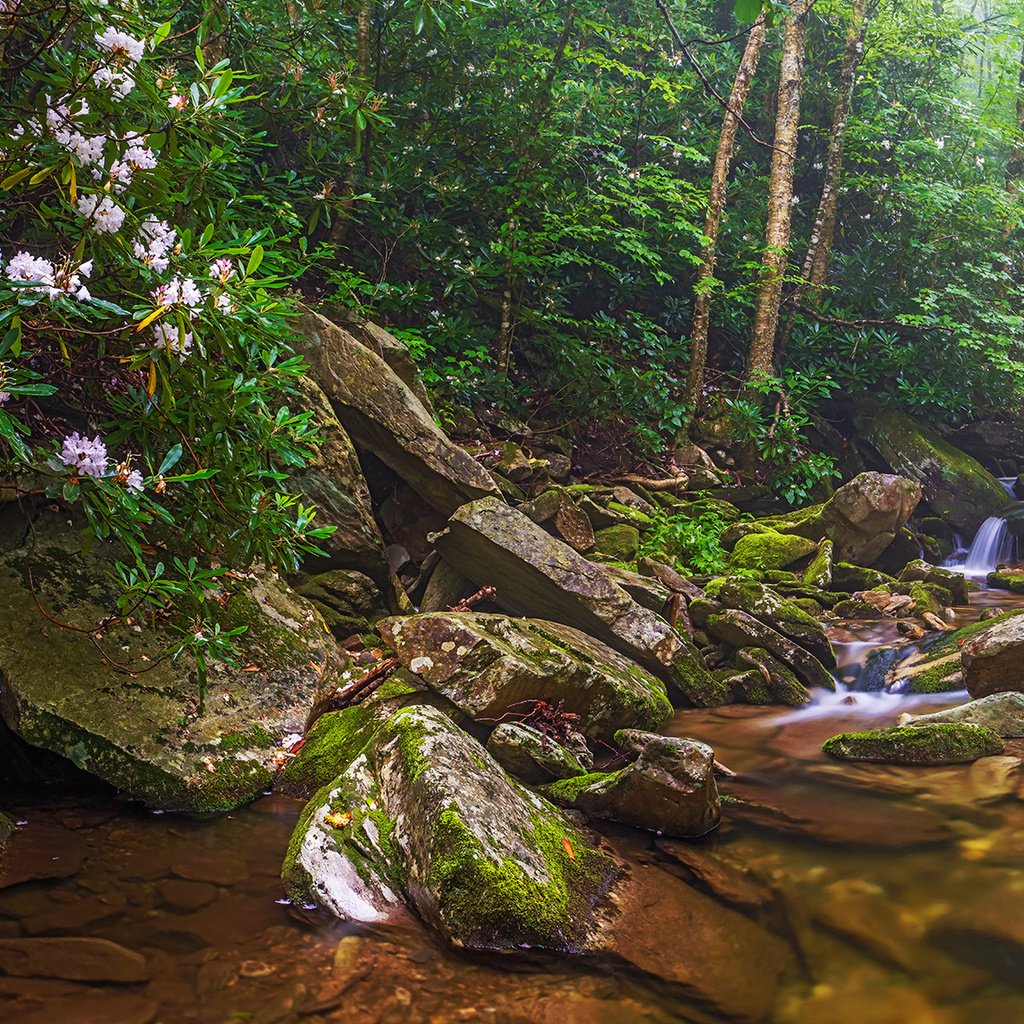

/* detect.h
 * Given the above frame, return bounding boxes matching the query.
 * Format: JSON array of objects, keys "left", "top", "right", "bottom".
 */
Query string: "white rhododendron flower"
[
  {"left": 95, "top": 28, "right": 145, "bottom": 65},
  {"left": 152, "top": 321, "right": 194, "bottom": 361},
  {"left": 60, "top": 433, "right": 109, "bottom": 478},
  {"left": 77, "top": 194, "right": 125, "bottom": 233}
]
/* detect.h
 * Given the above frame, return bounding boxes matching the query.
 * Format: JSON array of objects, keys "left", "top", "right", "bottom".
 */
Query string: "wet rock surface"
[
  {"left": 378, "top": 611, "right": 673, "bottom": 739},
  {"left": 962, "top": 613, "right": 1024, "bottom": 697},
  {"left": 823, "top": 723, "right": 1004, "bottom": 764},
  {"left": 282, "top": 704, "right": 619, "bottom": 952},
  {"left": 544, "top": 733, "right": 720, "bottom": 837},
  {"left": 898, "top": 692, "right": 1024, "bottom": 737}
]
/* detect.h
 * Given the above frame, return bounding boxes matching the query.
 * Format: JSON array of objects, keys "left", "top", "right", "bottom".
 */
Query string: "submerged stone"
[
  {"left": 379, "top": 612, "right": 673, "bottom": 740},
  {"left": 822, "top": 724, "right": 1004, "bottom": 764}
]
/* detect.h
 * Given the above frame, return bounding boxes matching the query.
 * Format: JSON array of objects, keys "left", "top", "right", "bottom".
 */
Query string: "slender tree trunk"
[
  {"left": 745, "top": 0, "right": 809, "bottom": 384},
  {"left": 1003, "top": 33, "right": 1024, "bottom": 237},
  {"left": 801, "top": 0, "right": 868, "bottom": 295},
  {"left": 683, "top": 17, "right": 767, "bottom": 421}
]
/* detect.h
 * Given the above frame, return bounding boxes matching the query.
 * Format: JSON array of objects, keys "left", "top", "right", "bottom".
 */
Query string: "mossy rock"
[
  {"left": 283, "top": 704, "right": 619, "bottom": 952},
  {"left": 0, "top": 512, "right": 337, "bottom": 813},
  {"left": 0, "top": 811, "right": 13, "bottom": 851},
  {"left": 296, "top": 569, "right": 386, "bottom": 639},
  {"left": 729, "top": 531, "right": 818, "bottom": 572},
  {"left": 544, "top": 733, "right": 720, "bottom": 837},
  {"left": 593, "top": 524, "right": 641, "bottom": 562},
  {"left": 855, "top": 403, "right": 1009, "bottom": 532},
  {"left": 831, "top": 562, "right": 898, "bottom": 593},
  {"left": 899, "top": 559, "right": 971, "bottom": 605},
  {"left": 486, "top": 722, "right": 591, "bottom": 785},
  {"left": 803, "top": 540, "right": 834, "bottom": 590},
  {"left": 378, "top": 612, "right": 673, "bottom": 739},
  {"left": 987, "top": 569, "right": 1024, "bottom": 594},
  {"left": 822, "top": 724, "right": 1003, "bottom": 764}
]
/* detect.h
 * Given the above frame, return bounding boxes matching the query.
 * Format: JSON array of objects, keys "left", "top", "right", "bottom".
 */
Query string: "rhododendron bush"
[{"left": 0, "top": 0, "right": 333, "bottom": 687}]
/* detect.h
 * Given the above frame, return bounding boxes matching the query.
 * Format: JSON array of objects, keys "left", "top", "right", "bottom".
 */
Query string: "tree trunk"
[
  {"left": 745, "top": 0, "right": 809, "bottom": 384},
  {"left": 1003, "top": 33, "right": 1024, "bottom": 237},
  {"left": 799, "top": 0, "right": 869, "bottom": 297},
  {"left": 683, "top": 16, "right": 767, "bottom": 421}
]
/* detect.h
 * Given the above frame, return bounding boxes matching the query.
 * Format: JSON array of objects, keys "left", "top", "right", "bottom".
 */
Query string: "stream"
[{"left": 2, "top": 587, "right": 1024, "bottom": 1023}]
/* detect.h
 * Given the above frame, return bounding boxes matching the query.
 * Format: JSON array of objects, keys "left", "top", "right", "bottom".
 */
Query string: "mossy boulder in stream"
[
  {"left": 486, "top": 723, "right": 591, "bottom": 785},
  {"left": 822, "top": 724, "right": 1004, "bottom": 764},
  {"left": 986, "top": 568, "right": 1024, "bottom": 594},
  {"left": 855, "top": 403, "right": 1009, "bottom": 532},
  {"left": 282, "top": 704, "right": 619, "bottom": 952},
  {"left": 543, "top": 732, "right": 720, "bottom": 837},
  {"left": 378, "top": 612, "right": 673, "bottom": 740},
  {"left": 0, "top": 512, "right": 337, "bottom": 812},
  {"left": 897, "top": 692, "right": 1024, "bottom": 737}
]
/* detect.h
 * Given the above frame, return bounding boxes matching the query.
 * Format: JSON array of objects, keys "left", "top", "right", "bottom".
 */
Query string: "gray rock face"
[
  {"left": 282, "top": 704, "right": 619, "bottom": 952},
  {"left": 0, "top": 514, "right": 336, "bottom": 812},
  {"left": 898, "top": 692, "right": 1024, "bottom": 737},
  {"left": 378, "top": 612, "right": 673, "bottom": 740},
  {"left": 826, "top": 472, "right": 922, "bottom": 564},
  {"left": 544, "top": 734, "right": 720, "bottom": 837},
  {"left": 294, "top": 308, "right": 499, "bottom": 516},
  {"left": 433, "top": 497, "right": 728, "bottom": 706},
  {"left": 296, "top": 569, "right": 386, "bottom": 639},
  {"left": 285, "top": 376, "right": 388, "bottom": 581},
  {"left": 962, "top": 614, "right": 1024, "bottom": 698},
  {"left": 486, "top": 722, "right": 591, "bottom": 784}
]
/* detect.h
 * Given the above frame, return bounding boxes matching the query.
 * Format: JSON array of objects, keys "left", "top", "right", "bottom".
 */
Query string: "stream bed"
[{"left": 2, "top": 590, "right": 1024, "bottom": 1024}]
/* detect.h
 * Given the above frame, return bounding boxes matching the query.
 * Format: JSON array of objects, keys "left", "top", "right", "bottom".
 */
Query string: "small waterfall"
[
  {"left": 945, "top": 513, "right": 1018, "bottom": 575},
  {"left": 999, "top": 476, "right": 1019, "bottom": 498}
]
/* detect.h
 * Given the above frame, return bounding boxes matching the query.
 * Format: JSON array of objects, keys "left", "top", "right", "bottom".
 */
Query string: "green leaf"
[
  {"left": 1, "top": 167, "right": 35, "bottom": 191},
  {"left": 158, "top": 444, "right": 183, "bottom": 475},
  {"left": 734, "top": 0, "right": 763, "bottom": 23},
  {"left": 153, "top": 21, "right": 172, "bottom": 48},
  {"left": 246, "top": 244, "right": 265, "bottom": 276}
]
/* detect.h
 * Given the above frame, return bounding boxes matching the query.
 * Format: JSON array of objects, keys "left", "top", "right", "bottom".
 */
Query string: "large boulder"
[
  {"left": 433, "top": 497, "right": 729, "bottom": 706},
  {"left": 0, "top": 514, "right": 337, "bottom": 812},
  {"left": 962, "top": 614, "right": 1024, "bottom": 697},
  {"left": 897, "top": 692, "right": 1024, "bottom": 737},
  {"left": 294, "top": 308, "right": 499, "bottom": 516},
  {"left": 284, "top": 376, "right": 388, "bottom": 581},
  {"left": 544, "top": 733, "right": 720, "bottom": 837},
  {"left": 825, "top": 472, "right": 922, "bottom": 564},
  {"left": 855, "top": 403, "right": 1008, "bottom": 532},
  {"left": 378, "top": 612, "right": 673, "bottom": 739},
  {"left": 822, "top": 724, "right": 1004, "bottom": 764},
  {"left": 728, "top": 531, "right": 817, "bottom": 571},
  {"left": 282, "top": 703, "right": 619, "bottom": 952},
  {"left": 486, "top": 722, "right": 591, "bottom": 784}
]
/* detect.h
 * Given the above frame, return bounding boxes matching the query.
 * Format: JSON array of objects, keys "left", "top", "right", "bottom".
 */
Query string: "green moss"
[
  {"left": 729, "top": 531, "right": 818, "bottom": 571},
  {"left": 427, "top": 804, "right": 615, "bottom": 951},
  {"left": 823, "top": 723, "right": 1004, "bottom": 763},
  {"left": 987, "top": 569, "right": 1024, "bottom": 594},
  {"left": 218, "top": 724, "right": 274, "bottom": 752},
  {"left": 278, "top": 705, "right": 378, "bottom": 797},
  {"left": 593, "top": 524, "right": 641, "bottom": 561},
  {"left": 544, "top": 770, "right": 615, "bottom": 805}
]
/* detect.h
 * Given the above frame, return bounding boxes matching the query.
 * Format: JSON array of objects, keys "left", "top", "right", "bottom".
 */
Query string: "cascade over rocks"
[
  {"left": 854, "top": 403, "right": 1008, "bottom": 532},
  {"left": 0, "top": 513, "right": 337, "bottom": 813},
  {"left": 293, "top": 308, "right": 500, "bottom": 516},
  {"left": 282, "top": 703, "right": 619, "bottom": 952},
  {"left": 377, "top": 612, "right": 673, "bottom": 740},
  {"left": 433, "top": 497, "right": 729, "bottom": 706}
]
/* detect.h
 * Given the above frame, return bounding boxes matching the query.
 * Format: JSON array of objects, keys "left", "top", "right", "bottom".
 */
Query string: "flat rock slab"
[
  {"left": 0, "top": 822, "right": 84, "bottom": 889},
  {"left": 6, "top": 992, "right": 158, "bottom": 1024},
  {"left": 379, "top": 612, "right": 672, "bottom": 739},
  {"left": 434, "top": 497, "right": 727, "bottom": 706},
  {"left": 0, "top": 936, "right": 150, "bottom": 982},
  {"left": 655, "top": 840, "right": 771, "bottom": 910},
  {"left": 899, "top": 692, "right": 1024, "bottom": 737},
  {"left": 822, "top": 724, "right": 1004, "bottom": 764},
  {"left": 294, "top": 308, "right": 499, "bottom": 515},
  {"left": 591, "top": 864, "right": 792, "bottom": 1023},
  {"left": 0, "top": 513, "right": 336, "bottom": 812}
]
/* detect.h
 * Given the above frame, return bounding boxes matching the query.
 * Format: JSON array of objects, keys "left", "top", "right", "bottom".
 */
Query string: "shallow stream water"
[{"left": 3, "top": 588, "right": 1024, "bottom": 1024}]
